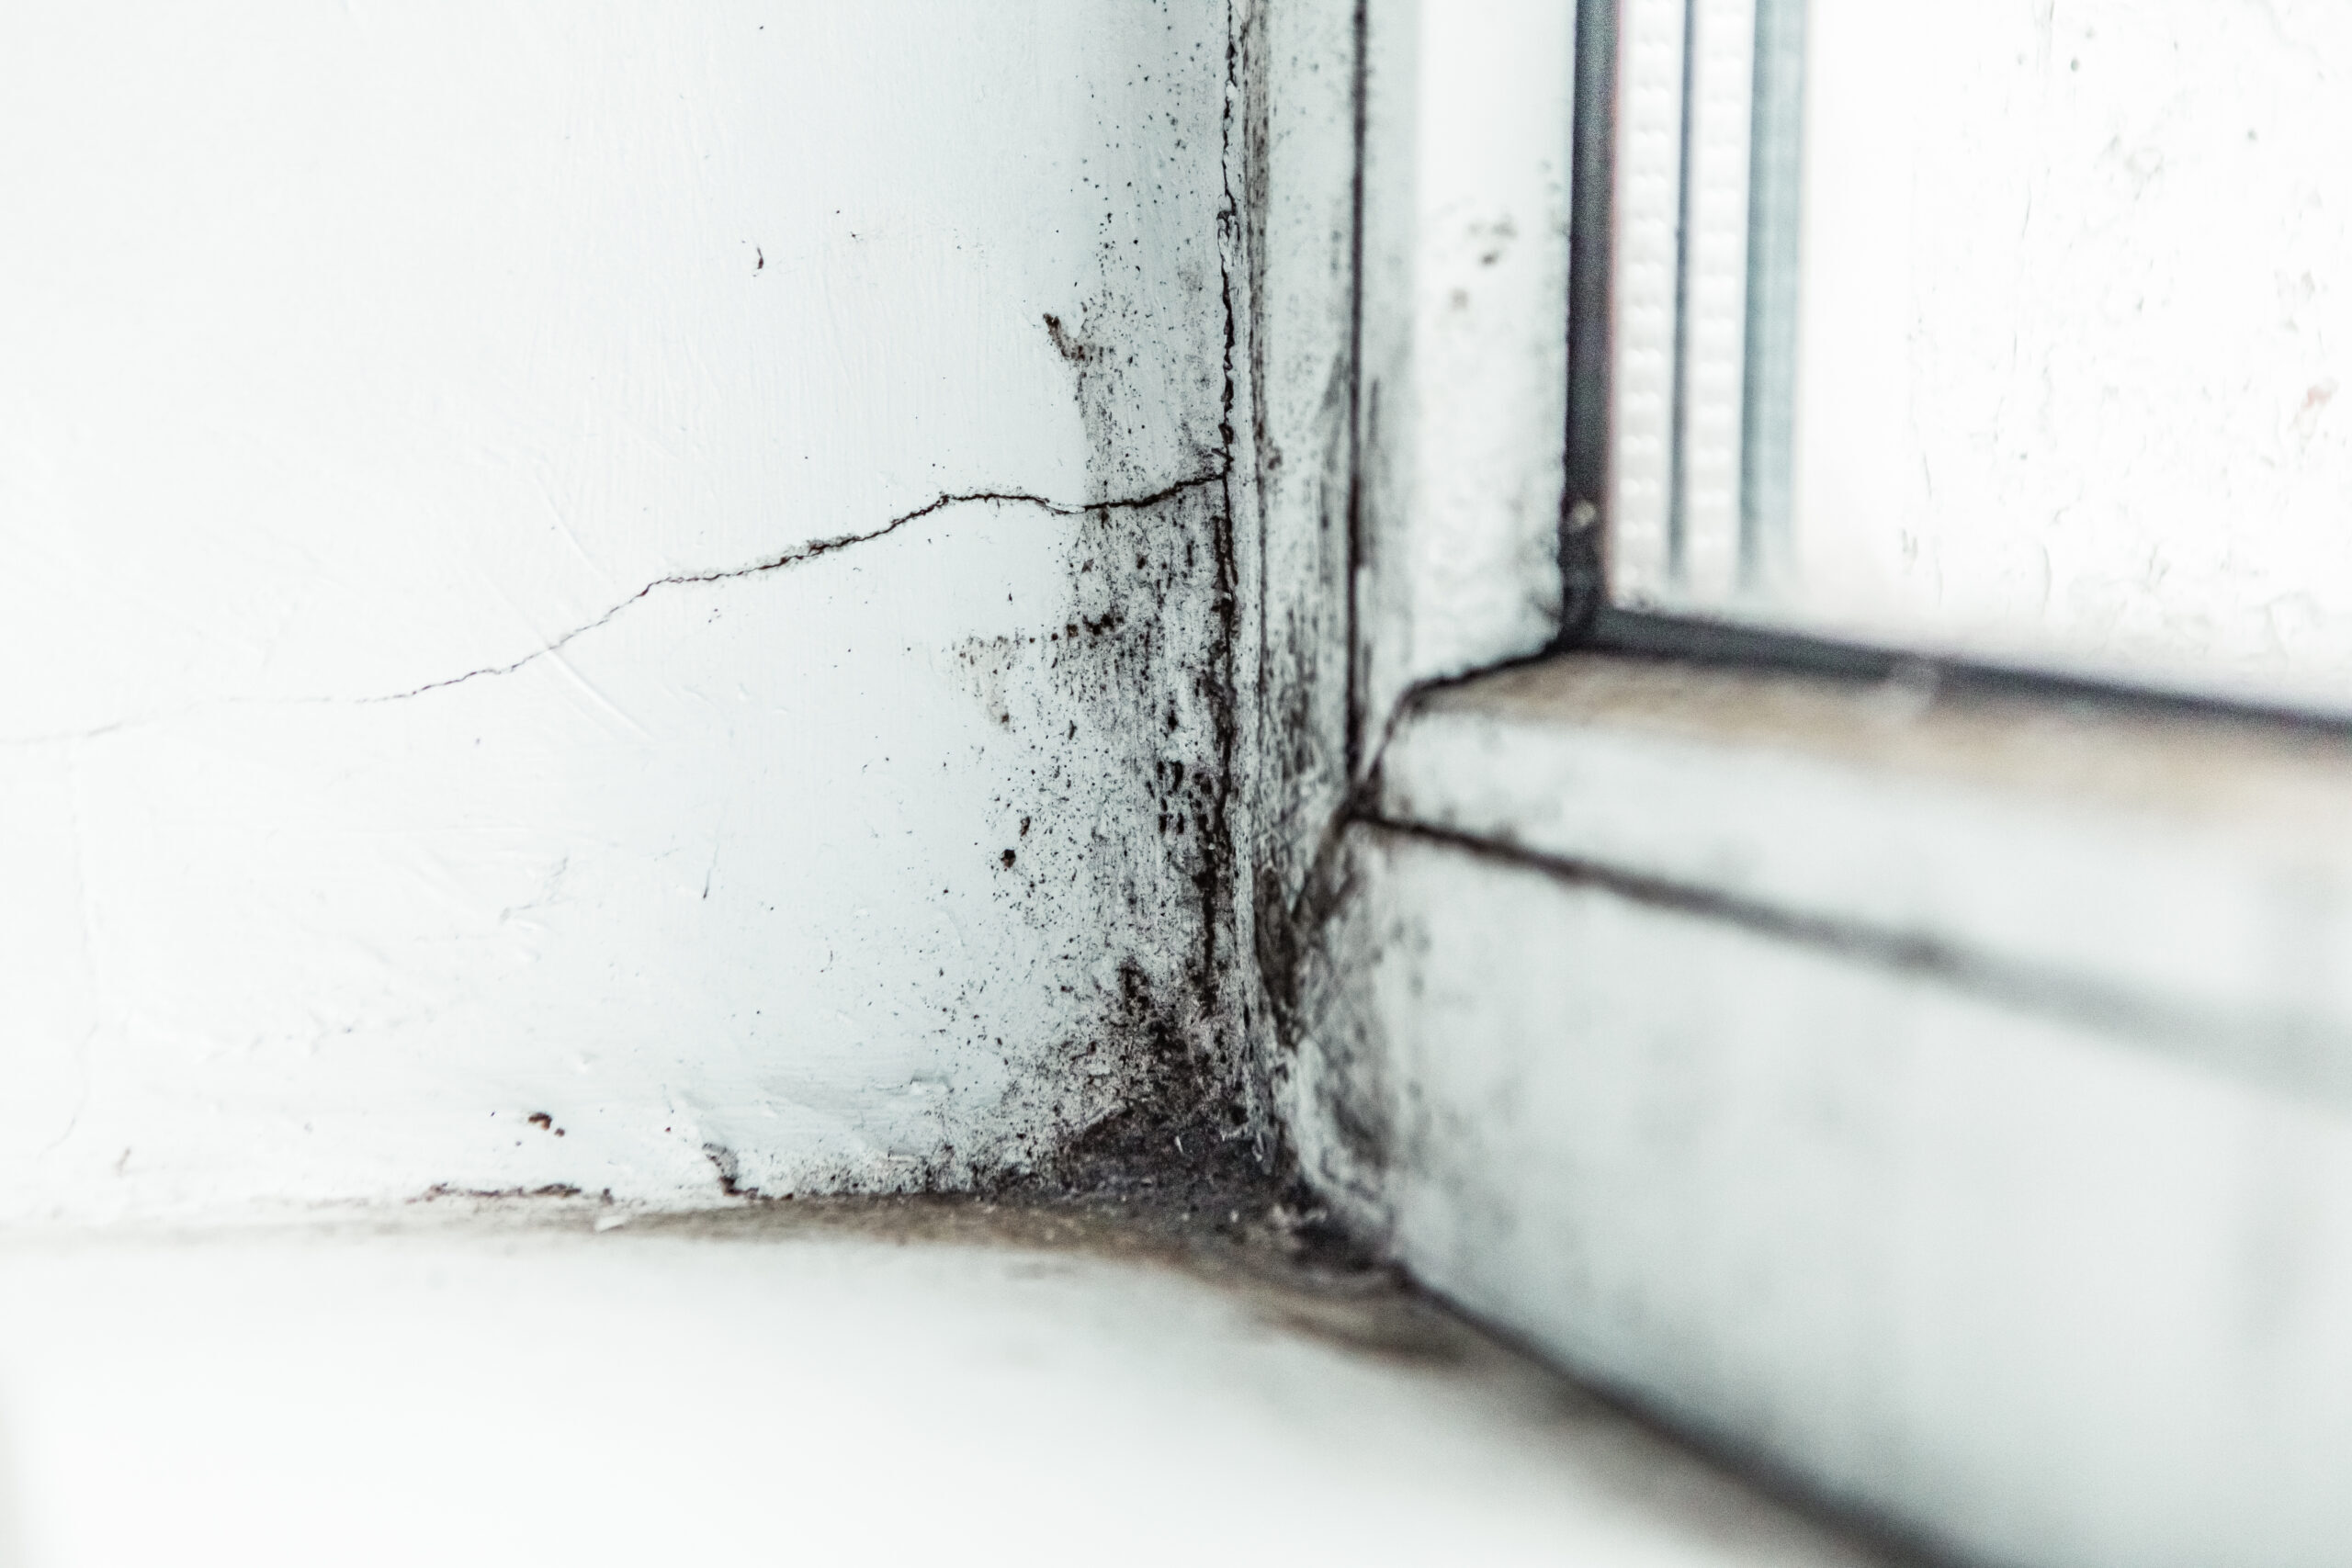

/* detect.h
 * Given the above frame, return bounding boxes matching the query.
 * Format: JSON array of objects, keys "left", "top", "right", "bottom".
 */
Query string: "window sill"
[
  {"left": 1378, "top": 650, "right": 2352, "bottom": 1105},
  {"left": 1283, "top": 649, "right": 2352, "bottom": 1567}
]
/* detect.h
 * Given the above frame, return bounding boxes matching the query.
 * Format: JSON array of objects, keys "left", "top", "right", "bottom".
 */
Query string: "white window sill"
[
  {"left": 1379, "top": 651, "right": 2352, "bottom": 1104},
  {"left": 1285, "top": 650, "right": 2352, "bottom": 1568}
]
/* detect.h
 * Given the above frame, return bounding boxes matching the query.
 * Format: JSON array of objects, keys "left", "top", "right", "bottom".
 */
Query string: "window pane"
[{"left": 1610, "top": 0, "right": 2352, "bottom": 705}]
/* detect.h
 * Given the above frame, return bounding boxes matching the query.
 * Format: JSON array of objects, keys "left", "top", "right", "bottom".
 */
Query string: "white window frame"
[{"left": 1244, "top": 5, "right": 2352, "bottom": 1564}]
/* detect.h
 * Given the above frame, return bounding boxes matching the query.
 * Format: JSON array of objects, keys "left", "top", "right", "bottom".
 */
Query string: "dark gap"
[
  {"left": 1342, "top": 0, "right": 1373, "bottom": 782},
  {"left": 1586, "top": 606, "right": 2352, "bottom": 740},
  {"left": 1560, "top": 0, "right": 1618, "bottom": 642}
]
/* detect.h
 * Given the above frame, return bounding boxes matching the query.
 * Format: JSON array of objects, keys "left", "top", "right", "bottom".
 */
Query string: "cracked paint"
[{"left": 364, "top": 476, "right": 1226, "bottom": 707}]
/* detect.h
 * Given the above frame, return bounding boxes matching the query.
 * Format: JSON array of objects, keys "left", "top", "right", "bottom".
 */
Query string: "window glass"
[{"left": 1603, "top": 0, "right": 2352, "bottom": 705}]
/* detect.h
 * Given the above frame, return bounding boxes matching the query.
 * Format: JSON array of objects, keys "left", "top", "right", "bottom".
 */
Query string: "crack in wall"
[
  {"left": 1, "top": 472, "right": 1227, "bottom": 747},
  {"left": 362, "top": 473, "right": 1229, "bottom": 705},
  {"left": 1194, "top": 13, "right": 1247, "bottom": 1071}
]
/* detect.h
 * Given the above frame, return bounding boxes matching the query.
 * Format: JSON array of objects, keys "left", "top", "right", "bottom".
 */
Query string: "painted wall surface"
[{"left": 0, "top": 2, "right": 1237, "bottom": 1215}]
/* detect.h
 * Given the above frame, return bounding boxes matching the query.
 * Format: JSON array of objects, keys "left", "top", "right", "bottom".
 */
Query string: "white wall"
[{"left": 0, "top": 1, "right": 1234, "bottom": 1216}]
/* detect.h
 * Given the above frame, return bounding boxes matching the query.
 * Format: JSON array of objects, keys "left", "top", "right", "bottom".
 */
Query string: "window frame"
[{"left": 1248, "top": 4, "right": 2352, "bottom": 1562}]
